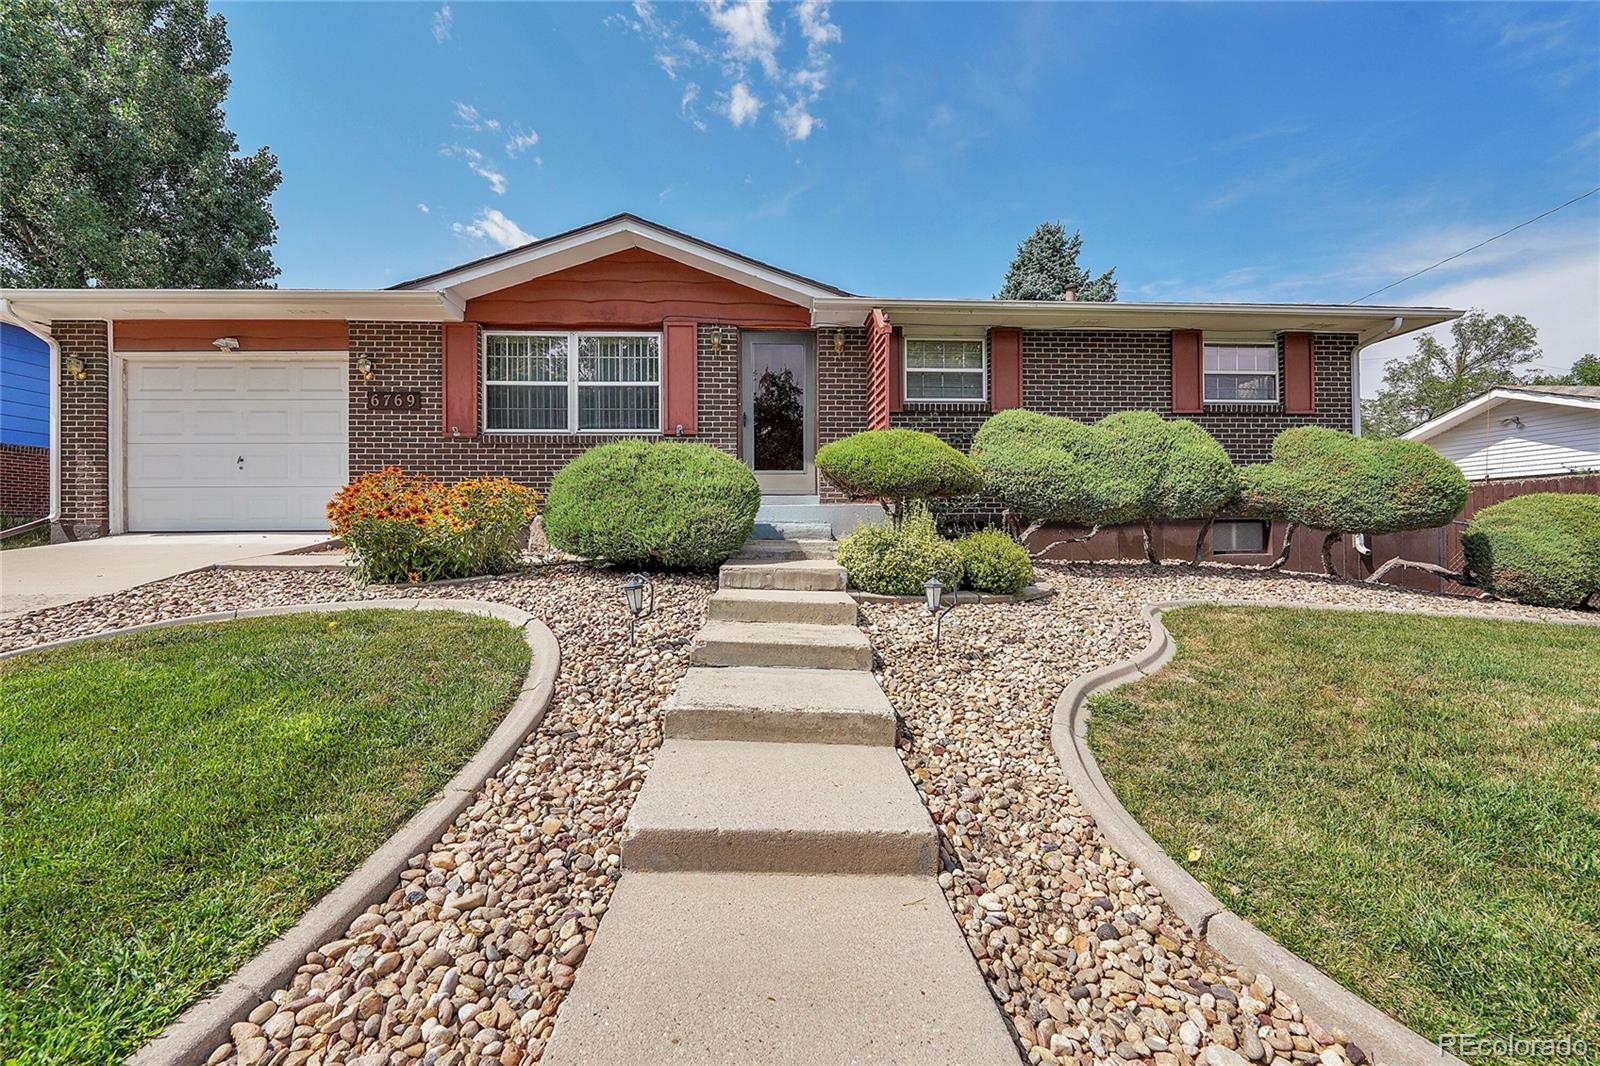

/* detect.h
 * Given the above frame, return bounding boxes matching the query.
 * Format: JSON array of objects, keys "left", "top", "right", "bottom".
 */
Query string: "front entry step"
[
  {"left": 542, "top": 870, "right": 1017, "bottom": 1065},
  {"left": 708, "top": 588, "right": 858, "bottom": 625},
  {"left": 729, "top": 538, "right": 838, "bottom": 561},
  {"left": 719, "top": 558, "right": 847, "bottom": 592},
  {"left": 692, "top": 619, "right": 872, "bottom": 671},
  {"left": 665, "top": 666, "right": 896, "bottom": 744},
  {"left": 621, "top": 739, "right": 938, "bottom": 875}
]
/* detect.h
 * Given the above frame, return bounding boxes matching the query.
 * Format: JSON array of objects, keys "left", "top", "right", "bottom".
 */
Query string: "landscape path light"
[
  {"left": 622, "top": 572, "right": 655, "bottom": 645},
  {"left": 924, "top": 568, "right": 960, "bottom": 650}
]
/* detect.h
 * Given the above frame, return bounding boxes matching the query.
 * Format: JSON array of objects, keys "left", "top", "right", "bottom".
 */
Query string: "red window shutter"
[
  {"left": 662, "top": 318, "right": 699, "bottom": 436},
  {"left": 1171, "top": 329, "right": 1203, "bottom": 414},
  {"left": 989, "top": 328, "right": 1023, "bottom": 410},
  {"left": 1282, "top": 331, "right": 1315, "bottom": 413},
  {"left": 865, "top": 309, "right": 892, "bottom": 430},
  {"left": 441, "top": 322, "right": 479, "bottom": 437},
  {"left": 888, "top": 327, "right": 904, "bottom": 414}
]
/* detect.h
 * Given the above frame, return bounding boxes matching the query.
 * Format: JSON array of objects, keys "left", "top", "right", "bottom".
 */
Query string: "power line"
[{"left": 1350, "top": 184, "right": 1600, "bottom": 304}]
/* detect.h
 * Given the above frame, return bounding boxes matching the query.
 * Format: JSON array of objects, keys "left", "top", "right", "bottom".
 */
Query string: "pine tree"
[
  {"left": 0, "top": 0, "right": 281, "bottom": 287},
  {"left": 997, "top": 221, "right": 1117, "bottom": 302}
]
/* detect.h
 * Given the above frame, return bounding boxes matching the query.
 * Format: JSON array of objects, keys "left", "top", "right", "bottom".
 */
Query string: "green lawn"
[
  {"left": 0, "top": 513, "right": 50, "bottom": 550},
  {"left": 0, "top": 610, "right": 531, "bottom": 1065},
  {"left": 1088, "top": 607, "right": 1600, "bottom": 1063}
]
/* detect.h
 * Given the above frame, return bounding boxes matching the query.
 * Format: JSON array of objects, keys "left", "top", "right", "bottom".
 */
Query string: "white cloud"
[
  {"left": 723, "top": 82, "right": 761, "bottom": 127},
  {"left": 452, "top": 208, "right": 534, "bottom": 250},
  {"left": 1360, "top": 247, "right": 1600, "bottom": 395},
  {"left": 443, "top": 145, "right": 508, "bottom": 195},
  {"left": 795, "top": 0, "right": 840, "bottom": 57},
  {"left": 416, "top": 202, "right": 430, "bottom": 214},
  {"left": 680, "top": 82, "right": 707, "bottom": 131},
  {"left": 705, "top": 0, "right": 780, "bottom": 79},
  {"left": 432, "top": 4, "right": 452, "bottom": 43},
  {"left": 775, "top": 99, "right": 817, "bottom": 142},
  {"left": 453, "top": 102, "right": 500, "bottom": 132},
  {"left": 505, "top": 127, "right": 539, "bottom": 156}
]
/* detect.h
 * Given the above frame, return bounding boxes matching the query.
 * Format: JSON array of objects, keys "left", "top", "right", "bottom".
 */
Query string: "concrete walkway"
[
  {"left": 0, "top": 533, "right": 328, "bottom": 617},
  {"left": 545, "top": 540, "right": 1016, "bottom": 1063}
]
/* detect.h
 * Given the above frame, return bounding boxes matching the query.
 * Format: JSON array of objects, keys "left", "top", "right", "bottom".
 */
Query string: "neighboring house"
[
  {"left": 0, "top": 214, "right": 1458, "bottom": 544},
  {"left": 0, "top": 321, "right": 51, "bottom": 520},
  {"left": 1401, "top": 384, "right": 1600, "bottom": 481}
]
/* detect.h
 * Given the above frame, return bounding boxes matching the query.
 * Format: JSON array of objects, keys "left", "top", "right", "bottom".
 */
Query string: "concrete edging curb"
[
  {"left": 849, "top": 582, "right": 1055, "bottom": 605},
  {"left": 1045, "top": 598, "right": 1596, "bottom": 1066},
  {"left": 3, "top": 599, "right": 561, "bottom": 1066}
]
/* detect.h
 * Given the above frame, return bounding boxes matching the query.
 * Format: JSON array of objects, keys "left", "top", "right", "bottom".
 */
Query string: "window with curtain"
[
  {"left": 1203, "top": 343, "right": 1279, "bottom": 404},
  {"left": 904, "top": 337, "right": 986, "bottom": 402},
  {"left": 483, "top": 331, "right": 661, "bottom": 432}
]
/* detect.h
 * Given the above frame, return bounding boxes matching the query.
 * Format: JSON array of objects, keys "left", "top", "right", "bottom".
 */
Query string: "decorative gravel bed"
[
  {"left": 1, "top": 566, "right": 712, "bottom": 1066},
  {"left": 863, "top": 562, "right": 1589, "bottom": 1066}
]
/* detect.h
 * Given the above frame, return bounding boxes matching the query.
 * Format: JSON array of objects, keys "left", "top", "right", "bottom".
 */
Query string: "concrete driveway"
[{"left": 0, "top": 533, "right": 329, "bottom": 617}]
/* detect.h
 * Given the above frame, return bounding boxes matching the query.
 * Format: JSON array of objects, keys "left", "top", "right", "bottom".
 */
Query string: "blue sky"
[{"left": 216, "top": 1, "right": 1600, "bottom": 387}]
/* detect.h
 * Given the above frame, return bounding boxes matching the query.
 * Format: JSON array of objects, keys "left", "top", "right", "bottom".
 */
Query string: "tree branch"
[
  {"left": 1265, "top": 523, "right": 1298, "bottom": 571},
  {"left": 1365, "top": 557, "right": 1475, "bottom": 586},
  {"left": 1190, "top": 515, "right": 1217, "bottom": 566}
]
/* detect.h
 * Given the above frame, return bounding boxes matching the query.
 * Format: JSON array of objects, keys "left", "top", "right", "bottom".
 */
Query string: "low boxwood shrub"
[
  {"left": 1461, "top": 493, "right": 1600, "bottom": 608},
  {"left": 816, "top": 429, "right": 983, "bottom": 524},
  {"left": 327, "top": 467, "right": 540, "bottom": 584},
  {"left": 542, "top": 440, "right": 759, "bottom": 570},
  {"left": 836, "top": 509, "right": 963, "bottom": 595},
  {"left": 957, "top": 528, "right": 1034, "bottom": 594}
]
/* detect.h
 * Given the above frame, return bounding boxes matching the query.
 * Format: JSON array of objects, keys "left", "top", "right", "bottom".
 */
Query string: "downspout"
[
  {"left": 0, "top": 299, "right": 60, "bottom": 539},
  {"left": 1351, "top": 315, "right": 1405, "bottom": 561}
]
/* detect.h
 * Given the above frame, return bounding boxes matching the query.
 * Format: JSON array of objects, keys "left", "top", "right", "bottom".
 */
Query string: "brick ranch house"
[{"left": 1, "top": 214, "right": 1460, "bottom": 561}]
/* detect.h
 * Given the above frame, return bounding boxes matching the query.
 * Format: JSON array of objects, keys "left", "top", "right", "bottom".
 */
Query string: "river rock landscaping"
[{"left": 0, "top": 561, "right": 1586, "bottom": 1066}]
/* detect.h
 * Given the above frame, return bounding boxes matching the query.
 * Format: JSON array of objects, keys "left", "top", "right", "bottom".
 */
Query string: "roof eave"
[
  {"left": 1404, "top": 387, "right": 1600, "bottom": 441},
  {"left": 0, "top": 289, "right": 462, "bottom": 324}
]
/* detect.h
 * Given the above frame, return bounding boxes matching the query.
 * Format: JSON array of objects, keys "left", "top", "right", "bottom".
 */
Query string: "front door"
[{"left": 741, "top": 331, "right": 816, "bottom": 494}]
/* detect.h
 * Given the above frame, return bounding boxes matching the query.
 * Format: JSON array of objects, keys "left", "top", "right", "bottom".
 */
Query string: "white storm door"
[{"left": 124, "top": 356, "right": 348, "bottom": 531}]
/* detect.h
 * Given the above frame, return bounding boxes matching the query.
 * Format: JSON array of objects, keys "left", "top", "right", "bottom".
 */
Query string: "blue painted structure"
[{"left": 1, "top": 322, "right": 50, "bottom": 448}]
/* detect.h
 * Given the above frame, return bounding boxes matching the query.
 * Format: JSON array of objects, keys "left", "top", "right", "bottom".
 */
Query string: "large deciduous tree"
[
  {"left": 0, "top": 0, "right": 281, "bottom": 288},
  {"left": 1360, "top": 310, "right": 1539, "bottom": 437},
  {"left": 997, "top": 221, "right": 1117, "bottom": 302},
  {"left": 1527, "top": 353, "right": 1600, "bottom": 387}
]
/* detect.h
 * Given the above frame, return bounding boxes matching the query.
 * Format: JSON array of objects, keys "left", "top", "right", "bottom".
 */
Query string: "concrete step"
[
  {"left": 707, "top": 588, "right": 857, "bottom": 625},
  {"left": 751, "top": 520, "right": 834, "bottom": 541},
  {"left": 692, "top": 619, "right": 872, "bottom": 671},
  {"left": 719, "top": 558, "right": 847, "bottom": 592},
  {"left": 664, "top": 666, "right": 896, "bottom": 745},
  {"left": 622, "top": 739, "right": 937, "bottom": 875},
  {"left": 755, "top": 500, "right": 889, "bottom": 540},
  {"left": 730, "top": 538, "right": 838, "bottom": 561},
  {"left": 542, "top": 870, "right": 1018, "bottom": 1065}
]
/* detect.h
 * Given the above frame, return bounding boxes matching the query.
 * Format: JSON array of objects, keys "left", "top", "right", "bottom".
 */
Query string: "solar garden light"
[
  {"left": 924, "top": 569, "right": 960, "bottom": 650},
  {"left": 622, "top": 573, "right": 655, "bottom": 645}
]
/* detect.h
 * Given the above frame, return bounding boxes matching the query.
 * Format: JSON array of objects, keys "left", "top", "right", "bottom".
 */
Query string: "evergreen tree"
[
  {"left": 997, "top": 221, "right": 1116, "bottom": 301},
  {"left": 0, "top": 0, "right": 281, "bottom": 287},
  {"left": 1361, "top": 310, "right": 1539, "bottom": 437}
]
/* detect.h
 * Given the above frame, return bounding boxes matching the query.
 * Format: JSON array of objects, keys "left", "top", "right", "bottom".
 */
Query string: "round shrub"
[
  {"left": 816, "top": 429, "right": 982, "bottom": 521},
  {"left": 542, "top": 440, "right": 759, "bottom": 570},
  {"left": 972, "top": 409, "right": 1140, "bottom": 526},
  {"left": 1095, "top": 411, "right": 1238, "bottom": 520},
  {"left": 1461, "top": 493, "right": 1600, "bottom": 608},
  {"left": 957, "top": 528, "right": 1034, "bottom": 594},
  {"left": 836, "top": 509, "right": 964, "bottom": 595}
]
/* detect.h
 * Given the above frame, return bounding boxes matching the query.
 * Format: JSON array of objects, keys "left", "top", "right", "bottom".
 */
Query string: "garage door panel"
[{"left": 125, "top": 356, "right": 347, "bottom": 531}]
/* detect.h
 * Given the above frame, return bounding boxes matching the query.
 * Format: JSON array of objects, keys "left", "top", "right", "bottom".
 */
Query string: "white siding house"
[{"left": 1403, "top": 386, "right": 1600, "bottom": 481}]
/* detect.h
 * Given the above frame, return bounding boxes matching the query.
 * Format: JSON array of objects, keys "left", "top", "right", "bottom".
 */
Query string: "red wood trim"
[
  {"left": 888, "top": 326, "right": 904, "bottom": 414},
  {"left": 865, "top": 309, "right": 892, "bottom": 431},
  {"left": 1282, "top": 331, "right": 1315, "bottom": 413},
  {"left": 989, "top": 328, "right": 1023, "bottom": 411},
  {"left": 662, "top": 317, "right": 699, "bottom": 437},
  {"left": 113, "top": 319, "right": 348, "bottom": 351},
  {"left": 441, "top": 322, "right": 479, "bottom": 438},
  {"left": 1171, "top": 329, "right": 1203, "bottom": 413}
]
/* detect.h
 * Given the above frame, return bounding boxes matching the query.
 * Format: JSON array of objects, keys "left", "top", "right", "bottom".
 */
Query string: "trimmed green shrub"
[
  {"left": 542, "top": 440, "right": 759, "bottom": 570},
  {"left": 817, "top": 429, "right": 983, "bottom": 523},
  {"left": 971, "top": 409, "right": 1140, "bottom": 527},
  {"left": 1095, "top": 411, "right": 1238, "bottom": 521},
  {"left": 957, "top": 529, "right": 1034, "bottom": 594},
  {"left": 1461, "top": 493, "right": 1600, "bottom": 608},
  {"left": 836, "top": 509, "right": 964, "bottom": 595}
]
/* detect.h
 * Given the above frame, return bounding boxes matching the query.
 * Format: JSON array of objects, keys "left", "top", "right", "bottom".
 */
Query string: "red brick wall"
[
  {"left": 0, "top": 443, "right": 48, "bottom": 519},
  {"left": 52, "top": 320, "right": 110, "bottom": 539},
  {"left": 816, "top": 326, "right": 868, "bottom": 501},
  {"left": 347, "top": 320, "right": 744, "bottom": 492}
]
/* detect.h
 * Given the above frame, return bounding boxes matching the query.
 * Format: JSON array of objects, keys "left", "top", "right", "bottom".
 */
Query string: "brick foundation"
[
  {"left": 0, "top": 443, "right": 48, "bottom": 519},
  {"left": 52, "top": 320, "right": 110, "bottom": 540}
]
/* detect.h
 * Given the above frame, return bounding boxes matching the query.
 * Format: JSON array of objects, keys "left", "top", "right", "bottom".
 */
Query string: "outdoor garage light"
[
  {"left": 356, "top": 354, "right": 375, "bottom": 381},
  {"left": 622, "top": 572, "right": 655, "bottom": 645},
  {"left": 924, "top": 569, "right": 960, "bottom": 650},
  {"left": 710, "top": 331, "right": 723, "bottom": 354},
  {"left": 63, "top": 353, "right": 87, "bottom": 382},
  {"left": 833, "top": 329, "right": 845, "bottom": 353},
  {"left": 212, "top": 336, "right": 240, "bottom": 351}
]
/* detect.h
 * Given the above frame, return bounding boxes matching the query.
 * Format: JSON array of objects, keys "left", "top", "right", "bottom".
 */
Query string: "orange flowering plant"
[{"left": 327, "top": 467, "right": 541, "bottom": 585}]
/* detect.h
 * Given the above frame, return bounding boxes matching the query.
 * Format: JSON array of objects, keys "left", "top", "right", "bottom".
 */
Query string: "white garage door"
[{"left": 125, "top": 357, "right": 347, "bottom": 532}]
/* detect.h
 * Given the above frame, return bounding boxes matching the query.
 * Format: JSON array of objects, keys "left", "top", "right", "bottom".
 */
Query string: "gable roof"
[
  {"left": 1403, "top": 384, "right": 1600, "bottom": 442},
  {"left": 390, "top": 213, "right": 852, "bottom": 304}
]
